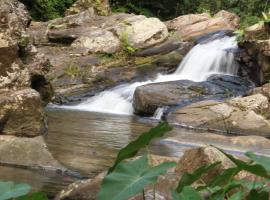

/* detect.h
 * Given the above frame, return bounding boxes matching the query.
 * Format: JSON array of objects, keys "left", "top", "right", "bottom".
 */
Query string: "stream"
[
  {"left": 0, "top": 33, "right": 268, "bottom": 197},
  {"left": 1, "top": 109, "right": 270, "bottom": 197}
]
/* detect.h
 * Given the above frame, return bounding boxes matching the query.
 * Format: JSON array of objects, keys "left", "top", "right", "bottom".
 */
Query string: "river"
[{"left": 1, "top": 108, "right": 270, "bottom": 197}]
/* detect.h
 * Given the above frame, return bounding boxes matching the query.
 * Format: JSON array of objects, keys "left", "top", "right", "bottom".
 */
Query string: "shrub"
[{"left": 20, "top": 0, "right": 76, "bottom": 21}]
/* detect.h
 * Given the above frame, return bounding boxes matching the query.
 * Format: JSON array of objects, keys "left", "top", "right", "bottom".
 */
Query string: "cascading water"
[{"left": 59, "top": 35, "right": 239, "bottom": 115}]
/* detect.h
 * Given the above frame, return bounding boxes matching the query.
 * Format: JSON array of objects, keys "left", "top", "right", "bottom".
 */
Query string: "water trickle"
[{"left": 59, "top": 36, "right": 239, "bottom": 115}]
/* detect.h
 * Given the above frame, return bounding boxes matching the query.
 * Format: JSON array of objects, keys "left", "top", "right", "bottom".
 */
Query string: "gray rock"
[
  {"left": 71, "top": 29, "right": 121, "bottom": 53},
  {"left": 113, "top": 15, "right": 169, "bottom": 49},
  {"left": 133, "top": 75, "right": 254, "bottom": 116},
  {"left": 167, "top": 94, "right": 270, "bottom": 137},
  {"left": 0, "top": 135, "right": 65, "bottom": 171},
  {"left": 0, "top": 89, "right": 46, "bottom": 137}
]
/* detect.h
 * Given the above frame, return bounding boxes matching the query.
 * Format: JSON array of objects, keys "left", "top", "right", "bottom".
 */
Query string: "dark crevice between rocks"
[{"left": 31, "top": 74, "right": 54, "bottom": 105}]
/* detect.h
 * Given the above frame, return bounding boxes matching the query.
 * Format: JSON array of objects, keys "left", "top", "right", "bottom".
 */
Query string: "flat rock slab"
[
  {"left": 167, "top": 94, "right": 270, "bottom": 137},
  {"left": 0, "top": 135, "right": 66, "bottom": 171}
]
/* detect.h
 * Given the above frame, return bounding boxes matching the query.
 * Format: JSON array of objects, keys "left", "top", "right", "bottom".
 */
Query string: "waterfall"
[{"left": 59, "top": 36, "right": 239, "bottom": 115}]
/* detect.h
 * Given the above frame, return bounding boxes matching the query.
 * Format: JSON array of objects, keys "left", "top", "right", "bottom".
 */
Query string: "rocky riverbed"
[{"left": 0, "top": 0, "right": 270, "bottom": 199}]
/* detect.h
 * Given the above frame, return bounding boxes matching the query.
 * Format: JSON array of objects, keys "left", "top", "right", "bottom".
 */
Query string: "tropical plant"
[
  {"left": 262, "top": 11, "right": 270, "bottom": 23},
  {"left": 65, "top": 64, "right": 81, "bottom": 78},
  {"left": 234, "top": 29, "right": 245, "bottom": 42},
  {"left": 0, "top": 181, "right": 48, "bottom": 200},
  {"left": 98, "top": 123, "right": 270, "bottom": 200},
  {"left": 98, "top": 122, "right": 175, "bottom": 200},
  {"left": 172, "top": 148, "right": 270, "bottom": 200},
  {"left": 120, "top": 29, "right": 137, "bottom": 55},
  {"left": 19, "top": 0, "right": 76, "bottom": 21}
]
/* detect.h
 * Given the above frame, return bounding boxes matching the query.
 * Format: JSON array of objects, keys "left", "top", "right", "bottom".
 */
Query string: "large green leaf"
[
  {"left": 98, "top": 155, "right": 176, "bottom": 200},
  {"left": 172, "top": 187, "right": 202, "bottom": 200},
  {"left": 16, "top": 192, "right": 48, "bottom": 200},
  {"left": 176, "top": 162, "right": 221, "bottom": 193},
  {"left": 208, "top": 167, "right": 240, "bottom": 188},
  {"left": 108, "top": 122, "right": 172, "bottom": 173},
  {"left": 209, "top": 181, "right": 241, "bottom": 200},
  {"left": 216, "top": 148, "right": 270, "bottom": 178},
  {"left": 228, "top": 191, "right": 243, "bottom": 200},
  {"left": 0, "top": 181, "right": 31, "bottom": 200},
  {"left": 246, "top": 152, "right": 270, "bottom": 172}
]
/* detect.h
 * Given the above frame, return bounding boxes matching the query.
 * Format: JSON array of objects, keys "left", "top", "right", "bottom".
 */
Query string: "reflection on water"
[
  {"left": 0, "top": 165, "right": 76, "bottom": 197},
  {"left": 1, "top": 108, "right": 270, "bottom": 197},
  {"left": 45, "top": 109, "right": 153, "bottom": 177}
]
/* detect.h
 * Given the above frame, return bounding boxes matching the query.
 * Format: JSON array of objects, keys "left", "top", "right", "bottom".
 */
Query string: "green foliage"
[
  {"left": 16, "top": 192, "right": 48, "bottom": 200},
  {"left": 0, "top": 181, "right": 48, "bottom": 200},
  {"left": 20, "top": 0, "right": 76, "bottom": 21},
  {"left": 172, "top": 186, "right": 202, "bottom": 200},
  {"left": 98, "top": 155, "right": 176, "bottom": 200},
  {"left": 262, "top": 11, "right": 270, "bottom": 23},
  {"left": 99, "top": 123, "right": 270, "bottom": 200},
  {"left": 110, "top": 0, "right": 270, "bottom": 27},
  {"left": 108, "top": 122, "right": 172, "bottom": 173},
  {"left": 234, "top": 29, "right": 245, "bottom": 42},
  {"left": 0, "top": 182, "right": 31, "bottom": 200},
  {"left": 176, "top": 162, "right": 221, "bottom": 193},
  {"left": 173, "top": 147, "right": 270, "bottom": 200},
  {"left": 65, "top": 64, "right": 81, "bottom": 78},
  {"left": 120, "top": 30, "right": 137, "bottom": 55}
]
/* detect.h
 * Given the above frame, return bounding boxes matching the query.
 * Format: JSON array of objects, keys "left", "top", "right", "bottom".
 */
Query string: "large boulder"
[
  {"left": 0, "top": 89, "right": 45, "bottom": 137},
  {"left": 176, "top": 146, "right": 261, "bottom": 186},
  {"left": 165, "top": 13, "right": 211, "bottom": 31},
  {"left": 71, "top": 29, "right": 121, "bottom": 53},
  {"left": 0, "top": 135, "right": 65, "bottom": 171},
  {"left": 166, "top": 10, "right": 240, "bottom": 41},
  {"left": 0, "top": 0, "right": 52, "bottom": 136},
  {"left": 236, "top": 23, "right": 270, "bottom": 84},
  {"left": 112, "top": 15, "right": 169, "bottom": 49},
  {"left": 133, "top": 75, "right": 253, "bottom": 116},
  {"left": 167, "top": 94, "right": 270, "bottom": 137}
]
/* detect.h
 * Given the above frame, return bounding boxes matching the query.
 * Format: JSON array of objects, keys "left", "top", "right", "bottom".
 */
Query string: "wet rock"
[
  {"left": 0, "top": 89, "right": 45, "bottom": 137},
  {"left": 71, "top": 29, "right": 121, "bottom": 53},
  {"left": 0, "top": 135, "right": 65, "bottom": 170},
  {"left": 236, "top": 23, "right": 270, "bottom": 84},
  {"left": 167, "top": 94, "right": 270, "bottom": 137},
  {"left": 133, "top": 75, "right": 253, "bottom": 116},
  {"left": 167, "top": 10, "right": 239, "bottom": 41}
]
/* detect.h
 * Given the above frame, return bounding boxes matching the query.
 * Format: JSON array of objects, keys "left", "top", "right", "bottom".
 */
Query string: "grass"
[{"left": 64, "top": 63, "right": 81, "bottom": 78}]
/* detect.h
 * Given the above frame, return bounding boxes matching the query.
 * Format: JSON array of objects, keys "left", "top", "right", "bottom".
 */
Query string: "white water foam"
[{"left": 59, "top": 36, "right": 239, "bottom": 115}]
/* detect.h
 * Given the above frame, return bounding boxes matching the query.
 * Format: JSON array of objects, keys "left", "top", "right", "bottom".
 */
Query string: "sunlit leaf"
[
  {"left": 216, "top": 147, "right": 270, "bottom": 178},
  {"left": 246, "top": 152, "right": 270, "bottom": 171},
  {"left": 0, "top": 181, "right": 31, "bottom": 200},
  {"left": 108, "top": 122, "right": 172, "bottom": 173},
  {"left": 98, "top": 155, "right": 176, "bottom": 200},
  {"left": 208, "top": 167, "right": 239, "bottom": 188},
  {"left": 228, "top": 191, "right": 243, "bottom": 200},
  {"left": 16, "top": 192, "right": 48, "bottom": 200},
  {"left": 176, "top": 162, "right": 221, "bottom": 193},
  {"left": 172, "top": 187, "right": 202, "bottom": 200}
]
